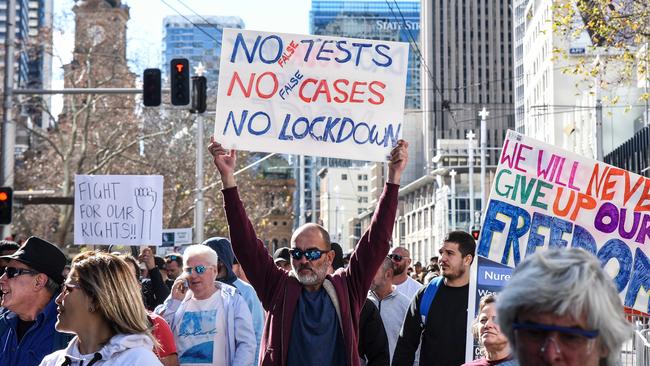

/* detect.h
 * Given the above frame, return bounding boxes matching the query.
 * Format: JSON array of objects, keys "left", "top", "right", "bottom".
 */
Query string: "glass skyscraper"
[
  {"left": 162, "top": 15, "right": 244, "bottom": 88},
  {"left": 311, "top": 0, "right": 420, "bottom": 109},
  {"left": 292, "top": 0, "right": 421, "bottom": 228}
]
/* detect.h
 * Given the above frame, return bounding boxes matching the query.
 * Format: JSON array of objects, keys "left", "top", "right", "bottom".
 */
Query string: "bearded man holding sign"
[{"left": 208, "top": 137, "right": 408, "bottom": 366}]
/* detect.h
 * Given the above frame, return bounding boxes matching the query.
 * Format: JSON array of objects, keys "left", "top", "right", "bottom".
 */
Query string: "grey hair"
[
  {"left": 497, "top": 248, "right": 633, "bottom": 366},
  {"left": 379, "top": 257, "right": 394, "bottom": 274},
  {"left": 183, "top": 244, "right": 219, "bottom": 267},
  {"left": 45, "top": 277, "right": 61, "bottom": 295}
]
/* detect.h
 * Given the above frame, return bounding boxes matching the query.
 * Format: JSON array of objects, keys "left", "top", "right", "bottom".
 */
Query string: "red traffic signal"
[
  {"left": 171, "top": 58, "right": 190, "bottom": 106},
  {"left": 0, "top": 187, "right": 13, "bottom": 225},
  {"left": 471, "top": 229, "right": 480, "bottom": 241}
]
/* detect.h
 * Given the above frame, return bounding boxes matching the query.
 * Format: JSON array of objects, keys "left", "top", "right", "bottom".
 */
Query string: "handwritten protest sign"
[
  {"left": 74, "top": 175, "right": 164, "bottom": 246},
  {"left": 476, "top": 130, "right": 650, "bottom": 312},
  {"left": 214, "top": 29, "right": 409, "bottom": 162}
]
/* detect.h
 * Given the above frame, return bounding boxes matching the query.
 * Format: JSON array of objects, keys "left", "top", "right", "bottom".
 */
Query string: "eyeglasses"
[
  {"left": 184, "top": 265, "right": 208, "bottom": 275},
  {"left": 387, "top": 254, "right": 406, "bottom": 262},
  {"left": 513, "top": 322, "right": 598, "bottom": 355},
  {"left": 289, "top": 248, "right": 329, "bottom": 261},
  {"left": 4, "top": 267, "right": 39, "bottom": 279}
]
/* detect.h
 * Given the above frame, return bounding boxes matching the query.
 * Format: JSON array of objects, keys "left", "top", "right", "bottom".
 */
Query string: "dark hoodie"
[
  {"left": 202, "top": 236, "right": 265, "bottom": 365},
  {"left": 202, "top": 237, "right": 238, "bottom": 286}
]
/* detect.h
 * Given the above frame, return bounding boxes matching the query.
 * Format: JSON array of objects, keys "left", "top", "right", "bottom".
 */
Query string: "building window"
[
  {"left": 358, "top": 174, "right": 368, "bottom": 181},
  {"left": 358, "top": 186, "right": 368, "bottom": 192},
  {"left": 342, "top": 174, "right": 348, "bottom": 180},
  {"left": 358, "top": 197, "right": 368, "bottom": 204}
]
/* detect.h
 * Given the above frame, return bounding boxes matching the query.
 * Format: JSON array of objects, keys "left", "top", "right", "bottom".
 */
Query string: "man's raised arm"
[
  {"left": 208, "top": 137, "right": 286, "bottom": 307},
  {"left": 346, "top": 140, "right": 409, "bottom": 301}
]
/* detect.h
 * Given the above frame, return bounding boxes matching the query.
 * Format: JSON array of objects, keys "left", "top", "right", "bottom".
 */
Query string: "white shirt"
[
  {"left": 175, "top": 290, "right": 228, "bottom": 366},
  {"left": 394, "top": 276, "right": 423, "bottom": 300}
]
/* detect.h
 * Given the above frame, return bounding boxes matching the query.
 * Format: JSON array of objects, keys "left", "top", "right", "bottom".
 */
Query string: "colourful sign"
[
  {"left": 214, "top": 29, "right": 409, "bottom": 162},
  {"left": 477, "top": 130, "right": 650, "bottom": 312}
]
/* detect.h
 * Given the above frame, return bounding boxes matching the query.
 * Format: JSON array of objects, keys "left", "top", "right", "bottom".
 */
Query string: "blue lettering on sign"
[
  {"left": 478, "top": 266, "right": 513, "bottom": 287},
  {"left": 479, "top": 198, "right": 650, "bottom": 313}
]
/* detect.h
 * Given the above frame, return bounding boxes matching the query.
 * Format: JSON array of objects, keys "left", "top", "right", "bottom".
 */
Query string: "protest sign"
[
  {"left": 476, "top": 130, "right": 650, "bottom": 312},
  {"left": 466, "top": 256, "right": 514, "bottom": 360},
  {"left": 465, "top": 130, "right": 650, "bottom": 361},
  {"left": 214, "top": 28, "right": 409, "bottom": 162},
  {"left": 74, "top": 175, "right": 164, "bottom": 246},
  {"left": 162, "top": 228, "right": 193, "bottom": 247}
]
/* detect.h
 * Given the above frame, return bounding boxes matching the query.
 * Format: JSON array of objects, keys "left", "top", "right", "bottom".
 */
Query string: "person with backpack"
[{"left": 392, "top": 231, "right": 476, "bottom": 366}]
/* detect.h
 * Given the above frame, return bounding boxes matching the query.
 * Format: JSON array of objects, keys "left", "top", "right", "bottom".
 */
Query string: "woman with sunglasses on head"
[
  {"left": 39, "top": 251, "right": 162, "bottom": 366},
  {"left": 155, "top": 244, "right": 255, "bottom": 366}
]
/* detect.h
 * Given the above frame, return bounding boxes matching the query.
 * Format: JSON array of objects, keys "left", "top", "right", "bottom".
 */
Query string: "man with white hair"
[
  {"left": 156, "top": 244, "right": 256, "bottom": 366},
  {"left": 497, "top": 248, "right": 633, "bottom": 366}
]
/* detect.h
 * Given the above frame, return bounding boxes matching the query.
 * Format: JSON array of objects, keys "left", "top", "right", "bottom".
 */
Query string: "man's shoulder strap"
[{"left": 419, "top": 276, "right": 444, "bottom": 325}]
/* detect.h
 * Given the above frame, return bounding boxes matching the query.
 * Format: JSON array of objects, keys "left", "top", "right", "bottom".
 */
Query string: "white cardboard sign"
[
  {"left": 74, "top": 175, "right": 164, "bottom": 246},
  {"left": 214, "top": 28, "right": 409, "bottom": 162}
]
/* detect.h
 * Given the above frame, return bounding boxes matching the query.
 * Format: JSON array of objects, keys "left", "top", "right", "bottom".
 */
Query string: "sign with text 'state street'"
[
  {"left": 214, "top": 28, "right": 409, "bottom": 162},
  {"left": 74, "top": 175, "right": 164, "bottom": 246}
]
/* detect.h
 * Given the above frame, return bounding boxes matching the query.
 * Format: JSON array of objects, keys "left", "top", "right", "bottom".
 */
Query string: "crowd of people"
[{"left": 0, "top": 138, "right": 634, "bottom": 366}]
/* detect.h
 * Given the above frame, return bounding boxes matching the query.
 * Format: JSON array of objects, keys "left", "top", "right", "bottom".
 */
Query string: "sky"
[{"left": 51, "top": 0, "right": 312, "bottom": 113}]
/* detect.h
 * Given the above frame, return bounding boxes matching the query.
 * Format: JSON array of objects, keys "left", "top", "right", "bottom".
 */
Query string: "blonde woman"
[
  {"left": 39, "top": 251, "right": 162, "bottom": 366},
  {"left": 463, "top": 294, "right": 516, "bottom": 366}
]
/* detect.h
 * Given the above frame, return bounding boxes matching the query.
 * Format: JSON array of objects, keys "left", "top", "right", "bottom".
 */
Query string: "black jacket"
[
  {"left": 142, "top": 267, "right": 170, "bottom": 311},
  {"left": 359, "top": 299, "right": 390, "bottom": 366}
]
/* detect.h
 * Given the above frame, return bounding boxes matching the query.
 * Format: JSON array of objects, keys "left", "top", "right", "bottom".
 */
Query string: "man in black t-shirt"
[{"left": 392, "top": 231, "right": 476, "bottom": 366}]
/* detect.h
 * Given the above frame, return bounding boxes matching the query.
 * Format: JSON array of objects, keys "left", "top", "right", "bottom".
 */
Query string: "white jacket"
[{"left": 39, "top": 334, "right": 162, "bottom": 366}]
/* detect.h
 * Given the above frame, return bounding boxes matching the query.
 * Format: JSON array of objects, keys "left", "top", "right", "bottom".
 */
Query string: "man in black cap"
[
  {"left": 0, "top": 236, "right": 72, "bottom": 366},
  {"left": 273, "top": 247, "right": 291, "bottom": 271}
]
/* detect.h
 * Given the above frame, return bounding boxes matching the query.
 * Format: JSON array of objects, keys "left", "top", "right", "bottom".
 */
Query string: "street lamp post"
[
  {"left": 466, "top": 130, "right": 476, "bottom": 230},
  {"left": 450, "top": 169, "right": 457, "bottom": 231},
  {"left": 479, "top": 107, "right": 489, "bottom": 217}
]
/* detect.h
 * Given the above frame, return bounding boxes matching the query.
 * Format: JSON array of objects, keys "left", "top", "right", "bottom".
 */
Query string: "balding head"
[
  {"left": 291, "top": 223, "right": 331, "bottom": 251},
  {"left": 290, "top": 223, "right": 335, "bottom": 291},
  {"left": 389, "top": 246, "right": 411, "bottom": 276}
]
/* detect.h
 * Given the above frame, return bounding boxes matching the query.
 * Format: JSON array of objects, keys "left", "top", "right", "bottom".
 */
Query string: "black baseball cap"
[{"left": 1, "top": 236, "right": 67, "bottom": 284}]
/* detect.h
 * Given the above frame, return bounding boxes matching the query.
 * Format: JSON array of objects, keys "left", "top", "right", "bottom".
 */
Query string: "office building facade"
[{"left": 162, "top": 15, "right": 244, "bottom": 88}]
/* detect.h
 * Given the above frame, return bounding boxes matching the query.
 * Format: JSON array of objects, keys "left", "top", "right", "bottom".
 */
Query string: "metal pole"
[
  {"left": 299, "top": 155, "right": 305, "bottom": 226},
  {"left": 2, "top": 0, "right": 17, "bottom": 238},
  {"left": 595, "top": 98, "right": 604, "bottom": 161},
  {"left": 13, "top": 87, "right": 144, "bottom": 95},
  {"left": 194, "top": 114, "right": 204, "bottom": 244},
  {"left": 467, "top": 130, "right": 475, "bottom": 231},
  {"left": 310, "top": 158, "right": 316, "bottom": 223},
  {"left": 479, "top": 107, "right": 489, "bottom": 218},
  {"left": 450, "top": 169, "right": 457, "bottom": 231}
]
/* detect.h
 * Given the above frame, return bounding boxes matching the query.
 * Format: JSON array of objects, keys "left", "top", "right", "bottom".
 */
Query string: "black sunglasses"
[
  {"left": 289, "top": 248, "right": 330, "bottom": 261},
  {"left": 387, "top": 254, "right": 404, "bottom": 262},
  {"left": 4, "top": 267, "right": 39, "bottom": 279}
]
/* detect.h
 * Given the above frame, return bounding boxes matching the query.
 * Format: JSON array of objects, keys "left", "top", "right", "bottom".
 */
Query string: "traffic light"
[
  {"left": 471, "top": 229, "right": 480, "bottom": 241},
  {"left": 142, "top": 68, "right": 161, "bottom": 107},
  {"left": 170, "top": 58, "right": 190, "bottom": 105},
  {"left": 0, "top": 187, "right": 13, "bottom": 225},
  {"left": 191, "top": 76, "right": 207, "bottom": 114}
]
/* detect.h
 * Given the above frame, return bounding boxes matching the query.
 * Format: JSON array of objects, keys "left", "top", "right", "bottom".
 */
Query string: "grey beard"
[{"left": 293, "top": 264, "right": 327, "bottom": 286}]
